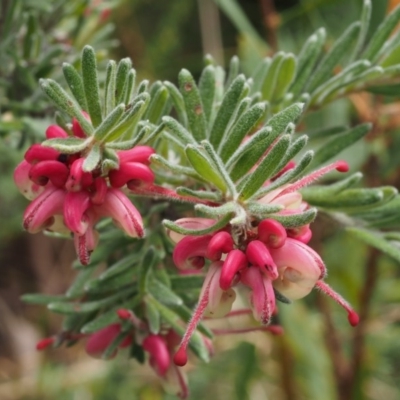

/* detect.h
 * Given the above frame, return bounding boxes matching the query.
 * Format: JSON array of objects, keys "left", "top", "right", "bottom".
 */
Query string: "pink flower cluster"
[
  {"left": 14, "top": 120, "right": 155, "bottom": 264},
  {"left": 169, "top": 162, "right": 359, "bottom": 367}
]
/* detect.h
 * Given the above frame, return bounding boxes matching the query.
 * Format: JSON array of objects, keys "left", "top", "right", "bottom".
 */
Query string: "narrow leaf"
[
  {"left": 42, "top": 137, "right": 89, "bottom": 153},
  {"left": 179, "top": 69, "right": 208, "bottom": 141},
  {"left": 81, "top": 46, "right": 102, "bottom": 127},
  {"left": 115, "top": 58, "right": 132, "bottom": 104},
  {"left": 199, "top": 65, "right": 216, "bottom": 123},
  {"left": 83, "top": 142, "right": 101, "bottom": 172},
  {"left": 239, "top": 134, "right": 291, "bottom": 200},
  {"left": 104, "top": 60, "right": 117, "bottom": 115},
  {"left": 62, "top": 63, "right": 87, "bottom": 110},
  {"left": 94, "top": 104, "right": 125, "bottom": 141},
  {"left": 209, "top": 74, "right": 246, "bottom": 148}
]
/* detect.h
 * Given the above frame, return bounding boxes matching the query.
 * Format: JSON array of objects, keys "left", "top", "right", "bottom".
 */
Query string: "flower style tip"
[
  {"left": 316, "top": 281, "right": 359, "bottom": 326},
  {"left": 173, "top": 347, "right": 188, "bottom": 367}
]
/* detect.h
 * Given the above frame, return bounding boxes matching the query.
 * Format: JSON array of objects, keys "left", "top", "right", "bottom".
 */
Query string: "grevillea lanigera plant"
[{"left": 16, "top": 2, "right": 400, "bottom": 397}]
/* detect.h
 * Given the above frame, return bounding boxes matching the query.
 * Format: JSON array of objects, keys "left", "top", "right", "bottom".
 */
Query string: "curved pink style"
[
  {"left": 240, "top": 267, "right": 275, "bottom": 325},
  {"left": 29, "top": 160, "right": 69, "bottom": 188},
  {"left": 108, "top": 162, "right": 155, "bottom": 188},
  {"left": 246, "top": 240, "right": 279, "bottom": 279},
  {"left": 23, "top": 186, "right": 65, "bottom": 233},
  {"left": 173, "top": 235, "right": 213, "bottom": 270},
  {"left": 219, "top": 249, "right": 247, "bottom": 290},
  {"left": 206, "top": 231, "right": 234, "bottom": 261},
  {"left": 24, "top": 144, "right": 59, "bottom": 164},
  {"left": 117, "top": 146, "right": 155, "bottom": 164},
  {"left": 258, "top": 219, "right": 287, "bottom": 248},
  {"left": 97, "top": 188, "right": 144, "bottom": 238},
  {"left": 143, "top": 334, "right": 171, "bottom": 377}
]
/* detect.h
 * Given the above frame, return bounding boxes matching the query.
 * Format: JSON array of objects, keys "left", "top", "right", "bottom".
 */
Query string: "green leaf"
[
  {"left": 42, "top": 137, "right": 89, "bottom": 153},
  {"left": 48, "top": 288, "right": 135, "bottom": 314},
  {"left": 123, "top": 69, "right": 136, "bottom": 105},
  {"left": 179, "top": 69, "right": 207, "bottom": 142},
  {"left": 250, "top": 58, "right": 271, "bottom": 94},
  {"left": 228, "top": 103, "right": 304, "bottom": 180},
  {"left": 290, "top": 28, "right": 326, "bottom": 97},
  {"left": 145, "top": 85, "right": 170, "bottom": 124},
  {"left": 347, "top": 227, "right": 400, "bottom": 263},
  {"left": 81, "top": 46, "right": 103, "bottom": 127},
  {"left": 62, "top": 63, "right": 87, "bottom": 111},
  {"left": 39, "top": 79, "right": 94, "bottom": 135},
  {"left": 366, "top": 83, "right": 400, "bottom": 96},
  {"left": 148, "top": 278, "right": 183, "bottom": 306},
  {"left": 66, "top": 266, "right": 97, "bottom": 298},
  {"left": 219, "top": 102, "right": 266, "bottom": 161},
  {"left": 225, "top": 55, "right": 240, "bottom": 89},
  {"left": 307, "top": 22, "right": 361, "bottom": 93},
  {"left": 163, "top": 214, "right": 232, "bottom": 237},
  {"left": 202, "top": 140, "right": 237, "bottom": 197},
  {"left": 164, "top": 81, "right": 188, "bottom": 127},
  {"left": 239, "top": 134, "right": 291, "bottom": 200},
  {"left": 303, "top": 187, "right": 384, "bottom": 209},
  {"left": 176, "top": 187, "right": 222, "bottom": 201},
  {"left": 137, "top": 247, "right": 157, "bottom": 296},
  {"left": 102, "top": 331, "right": 131, "bottom": 360},
  {"left": 271, "top": 208, "right": 317, "bottom": 228},
  {"left": 170, "top": 275, "right": 205, "bottom": 291},
  {"left": 83, "top": 142, "right": 101, "bottom": 172},
  {"left": 94, "top": 104, "right": 125, "bottom": 141},
  {"left": 362, "top": 4, "right": 400, "bottom": 61},
  {"left": 199, "top": 65, "right": 216, "bottom": 123},
  {"left": 162, "top": 116, "right": 195, "bottom": 145},
  {"left": 273, "top": 54, "right": 297, "bottom": 102},
  {"left": 115, "top": 58, "right": 132, "bottom": 104},
  {"left": 351, "top": 0, "right": 372, "bottom": 61},
  {"left": 150, "top": 154, "right": 200, "bottom": 180},
  {"left": 261, "top": 52, "right": 285, "bottom": 101},
  {"left": 310, "top": 123, "right": 371, "bottom": 169},
  {"left": 145, "top": 299, "right": 161, "bottom": 334},
  {"left": 209, "top": 74, "right": 246, "bottom": 148},
  {"left": 147, "top": 296, "right": 210, "bottom": 362},
  {"left": 185, "top": 145, "right": 227, "bottom": 192},
  {"left": 21, "top": 293, "right": 68, "bottom": 305},
  {"left": 84, "top": 269, "right": 135, "bottom": 294},
  {"left": 255, "top": 150, "right": 314, "bottom": 198},
  {"left": 103, "top": 94, "right": 150, "bottom": 142},
  {"left": 104, "top": 60, "right": 117, "bottom": 115},
  {"left": 246, "top": 202, "right": 284, "bottom": 218}
]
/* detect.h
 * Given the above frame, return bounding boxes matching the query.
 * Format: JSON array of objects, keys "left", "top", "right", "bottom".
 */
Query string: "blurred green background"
[{"left": 1, "top": 0, "right": 400, "bottom": 399}]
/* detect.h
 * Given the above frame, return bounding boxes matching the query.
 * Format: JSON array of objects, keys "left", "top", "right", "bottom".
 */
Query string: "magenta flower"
[{"left": 14, "top": 121, "right": 156, "bottom": 265}]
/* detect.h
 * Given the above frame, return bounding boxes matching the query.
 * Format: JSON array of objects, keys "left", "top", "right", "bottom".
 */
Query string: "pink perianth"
[
  {"left": 279, "top": 160, "right": 349, "bottom": 196},
  {"left": 316, "top": 281, "right": 359, "bottom": 326},
  {"left": 206, "top": 231, "right": 234, "bottom": 261},
  {"left": 173, "top": 277, "right": 212, "bottom": 366}
]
